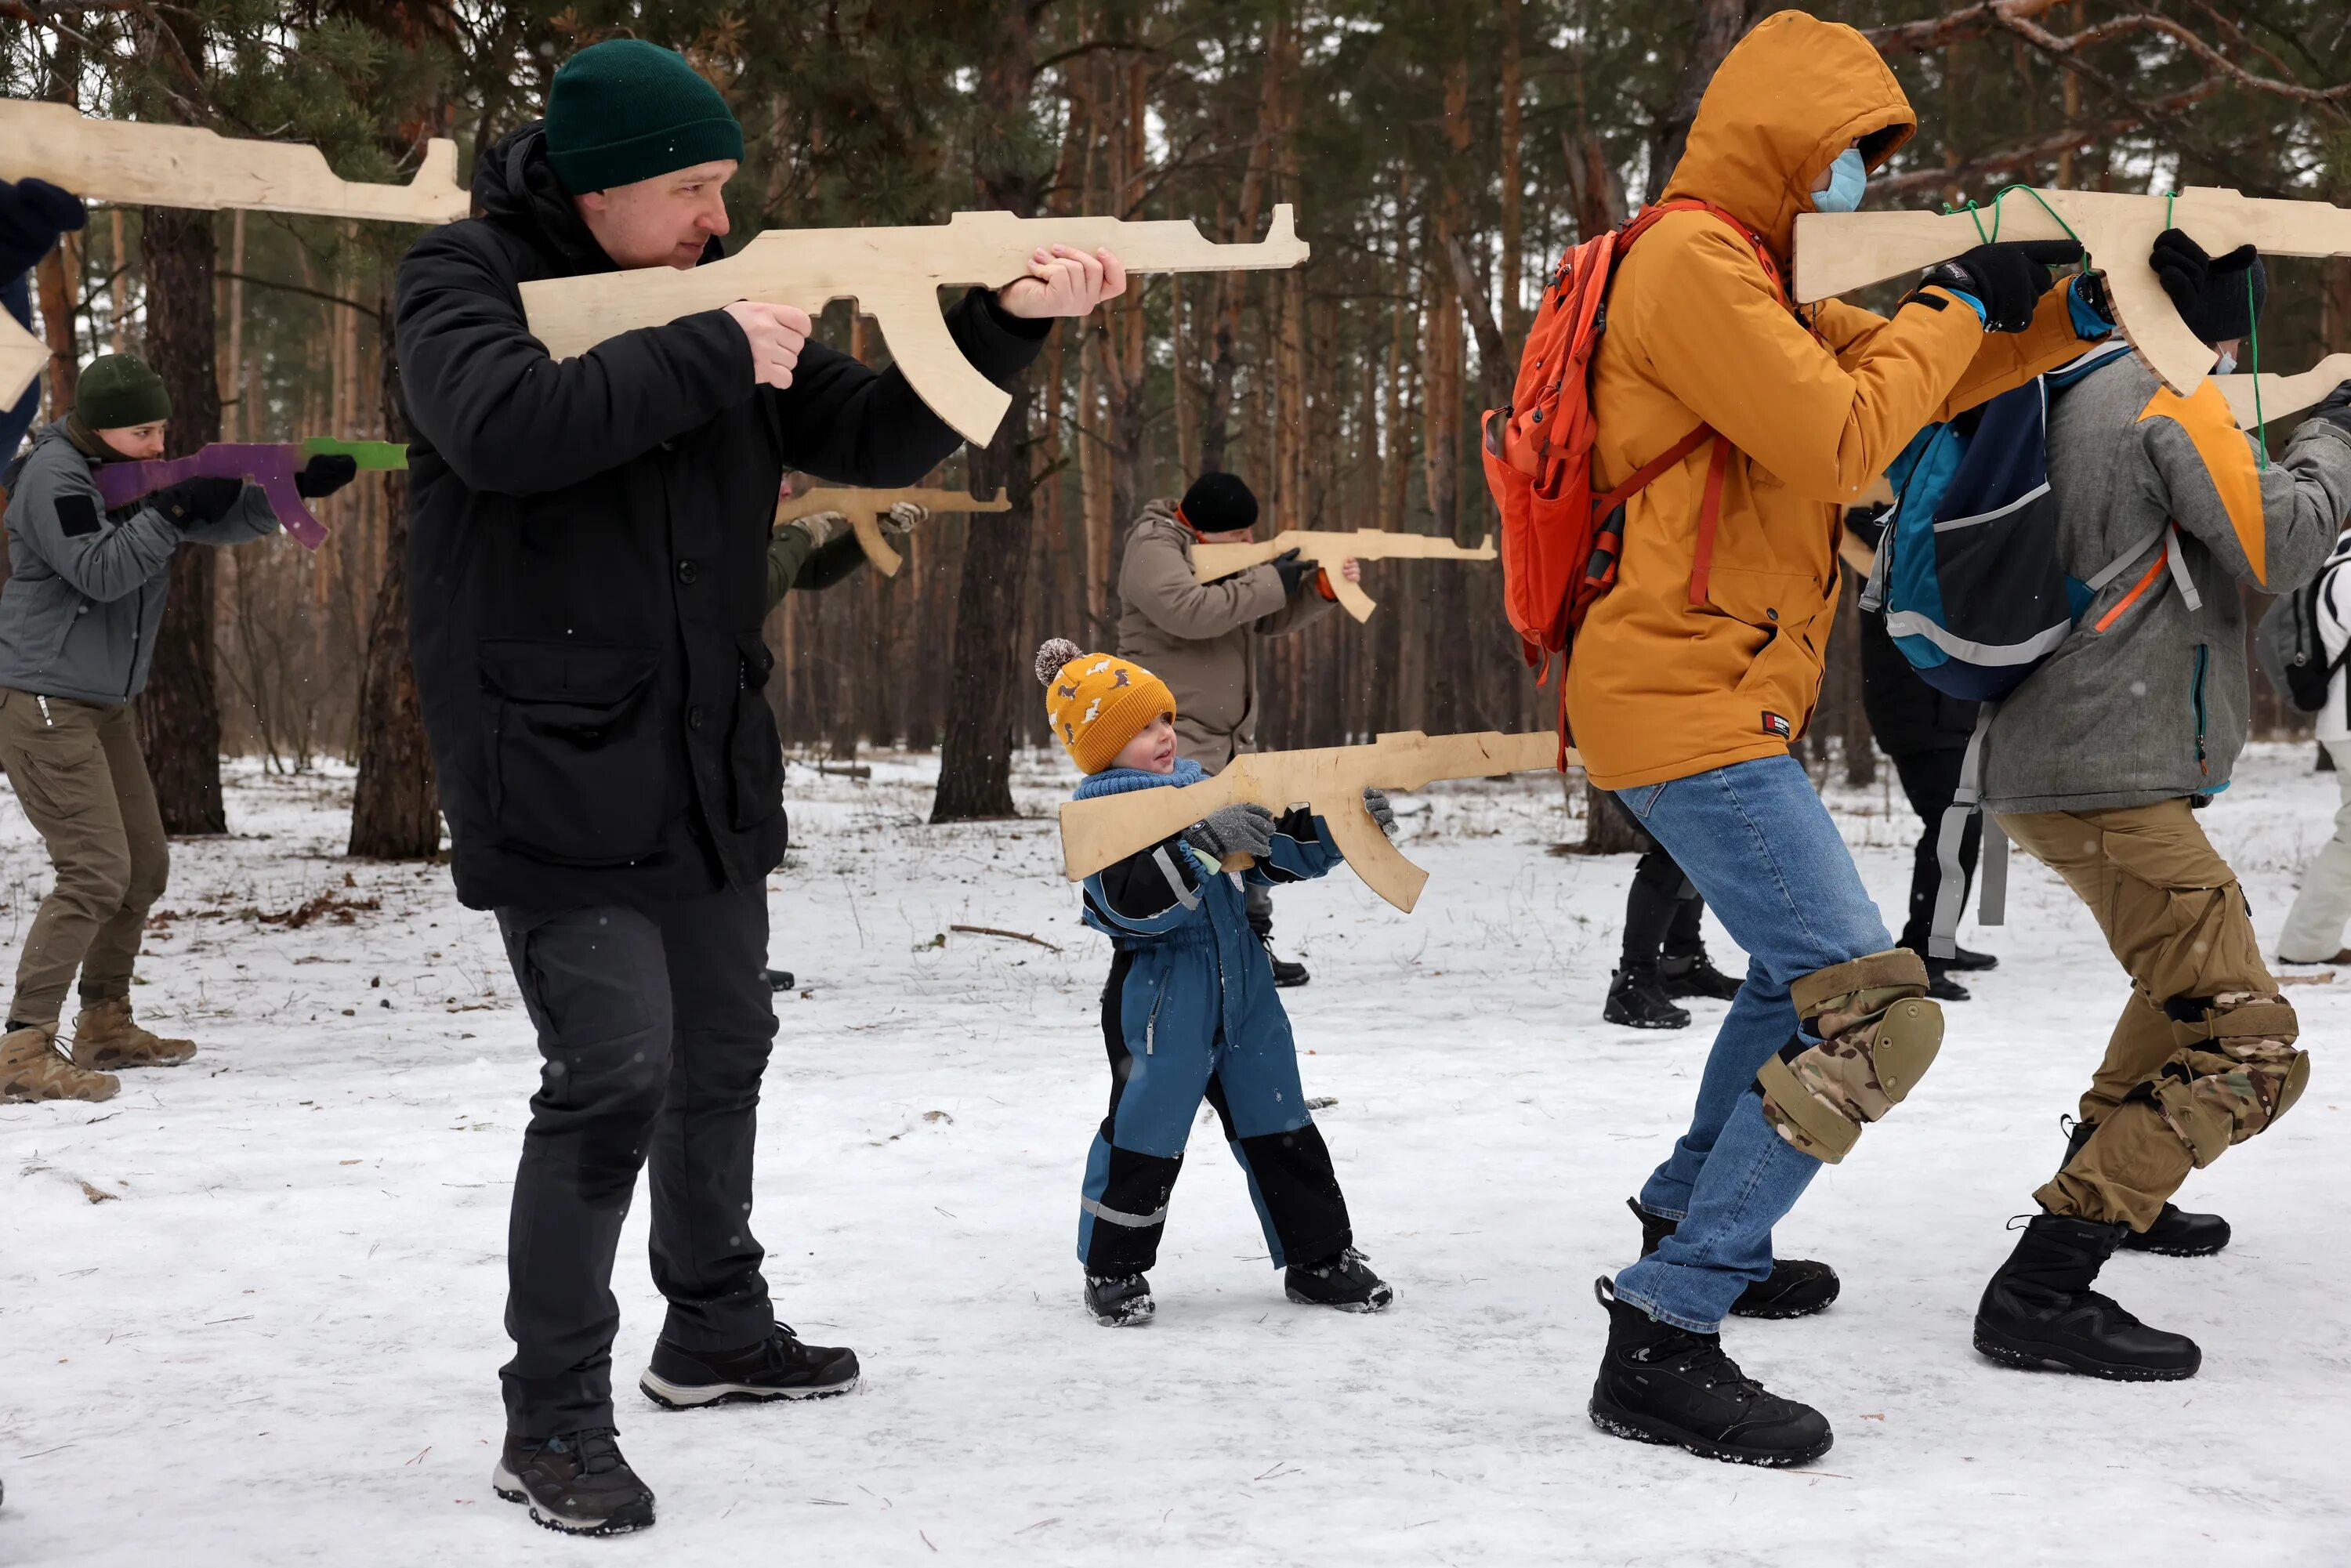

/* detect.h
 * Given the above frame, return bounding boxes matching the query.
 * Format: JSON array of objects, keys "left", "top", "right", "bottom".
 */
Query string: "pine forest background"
[{"left": 2, "top": 0, "right": 2349, "bottom": 849}]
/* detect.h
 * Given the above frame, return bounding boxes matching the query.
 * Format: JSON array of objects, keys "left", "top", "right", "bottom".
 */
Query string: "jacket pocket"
[
  {"left": 726, "top": 632, "right": 783, "bottom": 831},
  {"left": 0, "top": 575, "right": 89, "bottom": 677},
  {"left": 2190, "top": 643, "right": 2210, "bottom": 779},
  {"left": 477, "top": 639, "right": 669, "bottom": 865},
  {"left": 1708, "top": 568, "right": 1828, "bottom": 697}
]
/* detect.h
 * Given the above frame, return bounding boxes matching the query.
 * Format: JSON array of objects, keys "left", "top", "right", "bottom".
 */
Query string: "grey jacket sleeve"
[
  {"left": 5, "top": 451, "right": 179, "bottom": 603},
  {"left": 178, "top": 483, "right": 283, "bottom": 548},
  {"left": 2145, "top": 407, "right": 2351, "bottom": 595},
  {"left": 1119, "top": 526, "right": 1288, "bottom": 641}
]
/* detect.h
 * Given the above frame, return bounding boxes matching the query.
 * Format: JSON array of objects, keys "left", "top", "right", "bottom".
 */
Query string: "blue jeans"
[{"left": 1610, "top": 755, "right": 1894, "bottom": 1332}]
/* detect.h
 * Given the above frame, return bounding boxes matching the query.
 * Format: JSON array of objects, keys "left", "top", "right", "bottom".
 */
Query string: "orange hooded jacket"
[{"left": 1564, "top": 10, "right": 2097, "bottom": 789}]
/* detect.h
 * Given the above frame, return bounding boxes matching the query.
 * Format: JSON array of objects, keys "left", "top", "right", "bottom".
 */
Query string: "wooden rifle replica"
[
  {"left": 521, "top": 207, "right": 1310, "bottom": 447},
  {"left": 1058, "top": 730, "right": 1567, "bottom": 914},
  {"left": 89, "top": 438, "right": 408, "bottom": 552},
  {"left": 774, "top": 485, "right": 1009, "bottom": 577},
  {"left": 1191, "top": 528, "right": 1498, "bottom": 622},
  {"left": 0, "top": 101, "right": 468, "bottom": 406},
  {"left": 1795, "top": 186, "right": 2351, "bottom": 429}
]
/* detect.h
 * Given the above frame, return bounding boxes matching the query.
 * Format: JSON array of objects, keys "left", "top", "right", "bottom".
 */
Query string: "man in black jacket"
[{"left": 394, "top": 39, "right": 1124, "bottom": 1537}]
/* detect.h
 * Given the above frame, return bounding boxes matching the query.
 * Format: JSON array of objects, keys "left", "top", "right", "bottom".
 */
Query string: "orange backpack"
[{"left": 1480, "top": 199, "right": 1781, "bottom": 683}]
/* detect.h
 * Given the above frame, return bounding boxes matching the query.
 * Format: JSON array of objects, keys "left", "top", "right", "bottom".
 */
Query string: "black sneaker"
[
  {"left": 1943, "top": 944, "right": 1999, "bottom": 972},
  {"left": 1285, "top": 1248, "right": 1394, "bottom": 1312},
  {"left": 491, "top": 1428, "right": 654, "bottom": 1536},
  {"left": 1973, "top": 1214, "right": 2201, "bottom": 1381},
  {"left": 1627, "top": 1199, "right": 1839, "bottom": 1319},
  {"left": 638, "top": 1326, "right": 860, "bottom": 1409},
  {"left": 1587, "top": 1280, "right": 1832, "bottom": 1467},
  {"left": 1085, "top": 1273, "right": 1156, "bottom": 1326},
  {"left": 1657, "top": 947, "right": 1744, "bottom": 1001},
  {"left": 1603, "top": 965, "right": 1691, "bottom": 1029}
]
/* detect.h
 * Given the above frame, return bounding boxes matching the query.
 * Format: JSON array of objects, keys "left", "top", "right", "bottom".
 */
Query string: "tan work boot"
[
  {"left": 0, "top": 1023, "right": 120, "bottom": 1103},
  {"left": 70, "top": 998, "right": 197, "bottom": 1070}
]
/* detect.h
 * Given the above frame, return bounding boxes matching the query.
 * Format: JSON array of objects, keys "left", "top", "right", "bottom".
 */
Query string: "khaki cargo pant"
[
  {"left": 1999, "top": 799, "right": 2302, "bottom": 1230},
  {"left": 0, "top": 687, "right": 169, "bottom": 1028}
]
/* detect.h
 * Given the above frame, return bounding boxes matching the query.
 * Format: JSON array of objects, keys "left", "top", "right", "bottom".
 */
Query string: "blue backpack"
[{"left": 1856, "top": 344, "right": 2201, "bottom": 955}]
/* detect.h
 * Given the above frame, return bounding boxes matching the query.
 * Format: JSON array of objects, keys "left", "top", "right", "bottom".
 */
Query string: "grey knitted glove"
[
  {"left": 788, "top": 509, "right": 853, "bottom": 549},
  {"left": 1185, "top": 802, "right": 1276, "bottom": 861},
  {"left": 1363, "top": 786, "right": 1396, "bottom": 838}
]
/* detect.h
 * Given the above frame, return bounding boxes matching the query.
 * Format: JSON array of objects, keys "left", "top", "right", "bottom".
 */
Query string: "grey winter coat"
[
  {"left": 0, "top": 419, "right": 281, "bottom": 704},
  {"left": 1115, "top": 498, "right": 1335, "bottom": 770},
  {"left": 1982, "top": 353, "right": 2351, "bottom": 813}
]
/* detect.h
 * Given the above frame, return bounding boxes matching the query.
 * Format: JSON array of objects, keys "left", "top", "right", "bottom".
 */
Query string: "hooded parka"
[
  {"left": 1565, "top": 10, "right": 2099, "bottom": 789},
  {"left": 395, "top": 125, "right": 1046, "bottom": 910}
]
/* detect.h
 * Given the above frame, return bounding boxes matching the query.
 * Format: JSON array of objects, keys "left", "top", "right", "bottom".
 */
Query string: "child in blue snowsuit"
[{"left": 1034, "top": 637, "right": 1395, "bottom": 1326}]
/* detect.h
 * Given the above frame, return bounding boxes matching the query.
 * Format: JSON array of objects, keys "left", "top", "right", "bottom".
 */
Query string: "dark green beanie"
[
  {"left": 75, "top": 353, "right": 170, "bottom": 428},
  {"left": 545, "top": 40, "right": 744, "bottom": 195}
]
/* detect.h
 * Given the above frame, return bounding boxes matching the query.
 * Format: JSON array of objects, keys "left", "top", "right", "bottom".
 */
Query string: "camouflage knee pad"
[
  {"left": 2130, "top": 991, "right": 2309, "bottom": 1168},
  {"left": 1755, "top": 949, "right": 1945, "bottom": 1164}
]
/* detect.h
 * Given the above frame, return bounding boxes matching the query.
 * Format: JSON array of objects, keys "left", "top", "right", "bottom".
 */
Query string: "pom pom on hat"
[{"left": 1035, "top": 637, "right": 1085, "bottom": 688}]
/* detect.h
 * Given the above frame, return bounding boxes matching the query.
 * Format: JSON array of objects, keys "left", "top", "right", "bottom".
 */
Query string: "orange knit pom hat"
[{"left": 1035, "top": 638, "right": 1175, "bottom": 775}]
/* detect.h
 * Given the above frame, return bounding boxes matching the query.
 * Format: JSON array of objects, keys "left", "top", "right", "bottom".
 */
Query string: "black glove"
[
  {"left": 1184, "top": 802, "right": 1276, "bottom": 862},
  {"left": 1916, "top": 239, "right": 2081, "bottom": 333},
  {"left": 2313, "top": 382, "right": 2351, "bottom": 437},
  {"left": 0, "top": 178, "right": 87, "bottom": 280},
  {"left": 2150, "top": 228, "right": 2264, "bottom": 342},
  {"left": 294, "top": 453, "right": 358, "bottom": 498},
  {"left": 148, "top": 476, "right": 246, "bottom": 530},
  {"left": 1270, "top": 547, "right": 1313, "bottom": 596}
]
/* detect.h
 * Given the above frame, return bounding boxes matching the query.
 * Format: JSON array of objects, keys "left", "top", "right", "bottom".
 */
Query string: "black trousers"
[
  {"left": 1890, "top": 746, "right": 1981, "bottom": 954},
  {"left": 494, "top": 882, "right": 778, "bottom": 1438},
  {"left": 1622, "top": 846, "right": 1705, "bottom": 966}
]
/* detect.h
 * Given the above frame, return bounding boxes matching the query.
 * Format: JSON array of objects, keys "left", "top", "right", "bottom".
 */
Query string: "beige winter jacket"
[{"left": 1115, "top": 498, "right": 1335, "bottom": 770}]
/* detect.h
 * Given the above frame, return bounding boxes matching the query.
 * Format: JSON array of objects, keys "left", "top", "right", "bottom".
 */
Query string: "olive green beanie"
[
  {"left": 544, "top": 40, "right": 744, "bottom": 195},
  {"left": 74, "top": 353, "right": 170, "bottom": 429}
]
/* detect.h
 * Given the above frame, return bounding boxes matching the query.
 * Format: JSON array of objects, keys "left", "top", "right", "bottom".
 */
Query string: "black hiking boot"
[
  {"left": 1943, "top": 943, "right": 2000, "bottom": 972},
  {"left": 1587, "top": 1279, "right": 1832, "bottom": 1467},
  {"left": 1085, "top": 1273, "right": 1156, "bottom": 1326},
  {"left": 1604, "top": 965, "right": 1690, "bottom": 1030},
  {"left": 1628, "top": 1198, "right": 1838, "bottom": 1319},
  {"left": 638, "top": 1326, "right": 860, "bottom": 1409},
  {"left": 491, "top": 1428, "right": 654, "bottom": 1536},
  {"left": 1259, "top": 933, "right": 1310, "bottom": 988},
  {"left": 1285, "top": 1248, "right": 1394, "bottom": 1312},
  {"left": 2061, "top": 1117, "right": 2230, "bottom": 1257},
  {"left": 1657, "top": 947, "right": 1744, "bottom": 1001},
  {"left": 1923, "top": 958, "right": 1972, "bottom": 1002},
  {"left": 1973, "top": 1213, "right": 2201, "bottom": 1381},
  {"left": 763, "top": 968, "right": 795, "bottom": 992}
]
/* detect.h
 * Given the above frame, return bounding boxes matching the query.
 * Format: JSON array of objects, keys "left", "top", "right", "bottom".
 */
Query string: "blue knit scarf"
[{"left": 1071, "top": 756, "right": 1207, "bottom": 801}]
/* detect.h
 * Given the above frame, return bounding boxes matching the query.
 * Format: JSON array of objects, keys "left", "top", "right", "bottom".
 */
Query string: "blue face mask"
[{"left": 1813, "top": 149, "right": 1867, "bottom": 214}]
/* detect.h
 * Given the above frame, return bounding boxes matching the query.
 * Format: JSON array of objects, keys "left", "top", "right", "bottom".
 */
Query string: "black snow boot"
[
  {"left": 1085, "top": 1273, "right": 1156, "bottom": 1326},
  {"left": 1973, "top": 1213, "right": 2201, "bottom": 1381},
  {"left": 492, "top": 1428, "right": 655, "bottom": 1536},
  {"left": 2061, "top": 1117, "right": 2230, "bottom": 1256},
  {"left": 638, "top": 1326, "right": 860, "bottom": 1409},
  {"left": 1922, "top": 958, "right": 1972, "bottom": 1001},
  {"left": 1604, "top": 965, "right": 1690, "bottom": 1030},
  {"left": 763, "top": 967, "right": 795, "bottom": 992},
  {"left": 1587, "top": 1279, "right": 1832, "bottom": 1467},
  {"left": 1629, "top": 1198, "right": 1839, "bottom": 1319},
  {"left": 1260, "top": 934, "right": 1310, "bottom": 988},
  {"left": 1657, "top": 947, "right": 1744, "bottom": 1001},
  {"left": 1285, "top": 1248, "right": 1394, "bottom": 1312}
]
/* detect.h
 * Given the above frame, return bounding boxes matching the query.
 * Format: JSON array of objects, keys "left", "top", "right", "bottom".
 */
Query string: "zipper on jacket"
[{"left": 2190, "top": 643, "right": 2210, "bottom": 777}]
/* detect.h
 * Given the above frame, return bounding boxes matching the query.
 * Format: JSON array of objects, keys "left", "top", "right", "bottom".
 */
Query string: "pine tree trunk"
[
  {"left": 348, "top": 299, "right": 441, "bottom": 859},
  {"left": 136, "top": 205, "right": 227, "bottom": 835}
]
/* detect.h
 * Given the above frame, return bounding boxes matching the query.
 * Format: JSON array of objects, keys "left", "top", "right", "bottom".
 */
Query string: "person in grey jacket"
[
  {"left": 0, "top": 353, "right": 347, "bottom": 1103},
  {"left": 1972, "top": 233, "right": 2351, "bottom": 1382}
]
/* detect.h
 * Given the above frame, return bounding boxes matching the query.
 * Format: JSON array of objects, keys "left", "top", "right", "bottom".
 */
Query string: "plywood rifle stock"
[
  {"left": 774, "top": 485, "right": 1009, "bottom": 577},
  {"left": 521, "top": 206, "right": 1310, "bottom": 447},
  {"left": 1795, "top": 186, "right": 2351, "bottom": 426},
  {"left": 0, "top": 100, "right": 468, "bottom": 405},
  {"left": 1190, "top": 528, "right": 1498, "bottom": 621},
  {"left": 1058, "top": 729, "right": 1567, "bottom": 914}
]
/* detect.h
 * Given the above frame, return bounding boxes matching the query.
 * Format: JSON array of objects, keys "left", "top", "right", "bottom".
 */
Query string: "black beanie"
[
  {"left": 74, "top": 353, "right": 171, "bottom": 428},
  {"left": 1179, "top": 471, "right": 1258, "bottom": 534},
  {"left": 544, "top": 39, "right": 745, "bottom": 195}
]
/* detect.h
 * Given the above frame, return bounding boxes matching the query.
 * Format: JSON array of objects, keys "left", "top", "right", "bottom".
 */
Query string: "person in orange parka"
[{"left": 1577, "top": 10, "right": 2121, "bottom": 1468}]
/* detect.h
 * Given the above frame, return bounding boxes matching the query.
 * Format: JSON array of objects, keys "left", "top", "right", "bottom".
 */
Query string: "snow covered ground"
[{"left": 3, "top": 744, "right": 2349, "bottom": 1566}]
